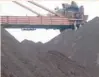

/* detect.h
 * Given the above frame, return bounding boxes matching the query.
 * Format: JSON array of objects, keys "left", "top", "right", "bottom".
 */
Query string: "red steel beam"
[{"left": 1, "top": 16, "right": 70, "bottom": 25}]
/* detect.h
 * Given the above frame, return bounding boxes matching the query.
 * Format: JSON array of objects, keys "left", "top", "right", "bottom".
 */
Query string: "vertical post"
[
  {"left": 7, "top": 16, "right": 8, "bottom": 24},
  {"left": 16, "top": 16, "right": 17, "bottom": 24},
  {"left": 62, "top": 17, "right": 64, "bottom": 25},
  {"left": 49, "top": 15, "right": 52, "bottom": 25},
  {"left": 0, "top": 17, "right": 3, "bottom": 24},
  {"left": 41, "top": 16, "right": 42, "bottom": 25},
  {"left": 74, "top": 20, "right": 77, "bottom": 31},
  {"left": 28, "top": 16, "right": 30, "bottom": 24}
]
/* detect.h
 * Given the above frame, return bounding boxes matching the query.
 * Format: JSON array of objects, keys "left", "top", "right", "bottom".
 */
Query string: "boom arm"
[
  {"left": 12, "top": 1, "right": 42, "bottom": 16},
  {"left": 28, "top": 1, "right": 61, "bottom": 17}
]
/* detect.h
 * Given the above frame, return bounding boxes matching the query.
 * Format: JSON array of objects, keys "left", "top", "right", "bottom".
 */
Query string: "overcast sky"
[{"left": 0, "top": 0, "right": 99, "bottom": 43}]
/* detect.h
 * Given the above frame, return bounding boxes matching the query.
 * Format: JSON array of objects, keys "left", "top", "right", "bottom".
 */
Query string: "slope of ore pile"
[
  {"left": 21, "top": 40, "right": 43, "bottom": 53},
  {"left": 44, "top": 17, "right": 99, "bottom": 77},
  {"left": 45, "top": 17, "right": 99, "bottom": 67},
  {"left": 1, "top": 28, "right": 36, "bottom": 77},
  {"left": 1, "top": 27, "right": 94, "bottom": 77}
]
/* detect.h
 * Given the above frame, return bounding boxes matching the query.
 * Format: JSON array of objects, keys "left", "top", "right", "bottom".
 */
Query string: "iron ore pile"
[{"left": 1, "top": 17, "right": 99, "bottom": 77}]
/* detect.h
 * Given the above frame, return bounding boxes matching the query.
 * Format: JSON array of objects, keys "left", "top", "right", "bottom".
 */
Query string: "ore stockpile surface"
[
  {"left": 45, "top": 17, "right": 99, "bottom": 67},
  {"left": 1, "top": 28, "right": 94, "bottom": 77},
  {"left": 44, "top": 17, "right": 99, "bottom": 77},
  {"left": 1, "top": 17, "right": 99, "bottom": 77}
]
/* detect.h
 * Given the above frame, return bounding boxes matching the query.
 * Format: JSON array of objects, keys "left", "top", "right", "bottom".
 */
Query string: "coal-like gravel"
[{"left": 1, "top": 26, "right": 94, "bottom": 77}]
